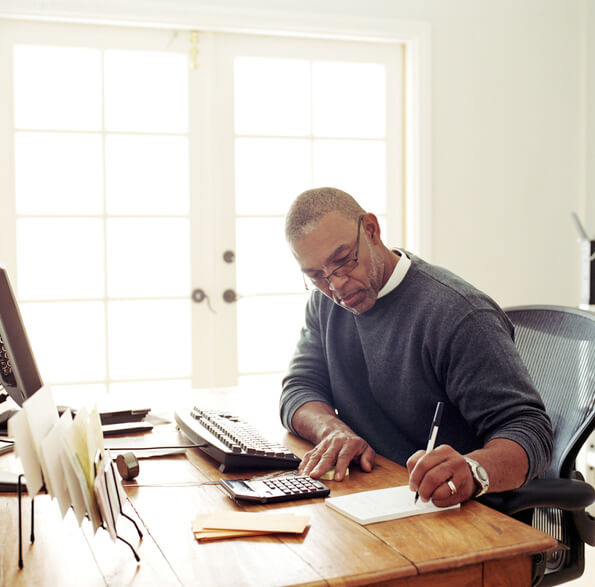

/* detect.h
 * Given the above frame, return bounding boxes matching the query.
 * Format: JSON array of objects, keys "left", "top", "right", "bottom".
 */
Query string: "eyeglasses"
[{"left": 303, "top": 215, "right": 364, "bottom": 291}]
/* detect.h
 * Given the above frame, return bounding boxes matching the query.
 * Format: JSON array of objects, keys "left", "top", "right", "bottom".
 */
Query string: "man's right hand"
[{"left": 291, "top": 401, "right": 376, "bottom": 481}]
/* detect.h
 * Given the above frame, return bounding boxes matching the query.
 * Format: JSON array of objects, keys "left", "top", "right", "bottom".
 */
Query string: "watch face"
[{"left": 466, "top": 457, "right": 489, "bottom": 495}]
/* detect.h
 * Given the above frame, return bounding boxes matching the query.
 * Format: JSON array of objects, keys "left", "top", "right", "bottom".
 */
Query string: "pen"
[{"left": 414, "top": 401, "right": 444, "bottom": 504}]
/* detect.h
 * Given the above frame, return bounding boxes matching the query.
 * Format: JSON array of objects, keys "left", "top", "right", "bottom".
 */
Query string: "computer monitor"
[{"left": 0, "top": 265, "right": 43, "bottom": 408}]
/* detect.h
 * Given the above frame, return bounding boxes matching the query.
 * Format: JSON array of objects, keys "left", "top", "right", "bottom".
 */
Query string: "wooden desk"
[{"left": 0, "top": 388, "right": 557, "bottom": 586}]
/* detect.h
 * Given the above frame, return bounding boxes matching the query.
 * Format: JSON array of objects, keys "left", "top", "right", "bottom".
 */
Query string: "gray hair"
[{"left": 285, "top": 187, "right": 366, "bottom": 243}]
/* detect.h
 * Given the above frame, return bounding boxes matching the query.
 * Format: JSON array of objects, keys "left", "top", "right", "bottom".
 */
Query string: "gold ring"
[{"left": 447, "top": 479, "right": 457, "bottom": 495}]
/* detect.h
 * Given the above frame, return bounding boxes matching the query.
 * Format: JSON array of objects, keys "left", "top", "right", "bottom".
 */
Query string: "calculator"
[{"left": 219, "top": 475, "right": 330, "bottom": 503}]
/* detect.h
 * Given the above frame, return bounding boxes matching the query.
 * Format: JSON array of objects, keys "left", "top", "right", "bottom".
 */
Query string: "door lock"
[
  {"left": 192, "top": 288, "right": 206, "bottom": 303},
  {"left": 191, "top": 288, "right": 215, "bottom": 313}
]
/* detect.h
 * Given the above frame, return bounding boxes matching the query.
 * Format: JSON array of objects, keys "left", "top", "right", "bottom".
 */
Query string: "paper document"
[
  {"left": 325, "top": 485, "right": 460, "bottom": 525},
  {"left": 40, "top": 412, "right": 73, "bottom": 517},
  {"left": 59, "top": 441, "right": 87, "bottom": 526},
  {"left": 192, "top": 511, "right": 310, "bottom": 543},
  {"left": 9, "top": 386, "right": 58, "bottom": 496},
  {"left": 200, "top": 511, "right": 309, "bottom": 533},
  {"left": 8, "top": 410, "right": 43, "bottom": 496},
  {"left": 93, "top": 450, "right": 122, "bottom": 542}
]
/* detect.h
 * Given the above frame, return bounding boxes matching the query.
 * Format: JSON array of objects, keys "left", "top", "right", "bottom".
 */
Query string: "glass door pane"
[
  {"left": 6, "top": 23, "right": 193, "bottom": 401},
  {"left": 221, "top": 34, "right": 403, "bottom": 389}
]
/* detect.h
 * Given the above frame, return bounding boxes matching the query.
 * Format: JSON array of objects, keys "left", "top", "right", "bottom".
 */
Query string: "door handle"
[{"left": 222, "top": 289, "right": 237, "bottom": 303}]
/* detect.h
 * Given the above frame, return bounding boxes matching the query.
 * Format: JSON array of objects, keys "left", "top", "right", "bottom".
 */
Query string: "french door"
[{"left": 0, "top": 20, "right": 403, "bottom": 401}]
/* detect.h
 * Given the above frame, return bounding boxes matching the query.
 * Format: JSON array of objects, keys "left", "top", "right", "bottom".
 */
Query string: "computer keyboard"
[{"left": 174, "top": 407, "right": 301, "bottom": 472}]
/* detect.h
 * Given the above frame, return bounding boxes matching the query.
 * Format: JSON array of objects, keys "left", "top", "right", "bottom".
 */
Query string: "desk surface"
[{"left": 0, "top": 388, "right": 557, "bottom": 586}]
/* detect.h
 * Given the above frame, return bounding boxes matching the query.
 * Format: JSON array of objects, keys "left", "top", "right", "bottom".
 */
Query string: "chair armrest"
[
  {"left": 573, "top": 508, "right": 595, "bottom": 546},
  {"left": 479, "top": 478, "right": 595, "bottom": 516}
]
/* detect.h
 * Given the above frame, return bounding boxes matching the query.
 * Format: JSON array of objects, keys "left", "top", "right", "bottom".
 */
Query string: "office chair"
[{"left": 481, "top": 305, "right": 595, "bottom": 586}]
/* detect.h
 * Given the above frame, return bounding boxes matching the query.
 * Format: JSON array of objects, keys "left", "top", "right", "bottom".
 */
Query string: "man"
[{"left": 280, "top": 187, "right": 553, "bottom": 506}]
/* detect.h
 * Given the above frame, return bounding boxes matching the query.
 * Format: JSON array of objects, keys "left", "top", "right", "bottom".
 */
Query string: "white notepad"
[{"left": 325, "top": 485, "right": 460, "bottom": 525}]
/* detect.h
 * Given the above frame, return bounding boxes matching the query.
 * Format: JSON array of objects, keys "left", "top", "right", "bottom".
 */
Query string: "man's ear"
[{"left": 362, "top": 213, "right": 382, "bottom": 244}]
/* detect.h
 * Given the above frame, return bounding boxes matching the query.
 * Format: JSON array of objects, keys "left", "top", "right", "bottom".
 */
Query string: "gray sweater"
[{"left": 280, "top": 253, "right": 553, "bottom": 482}]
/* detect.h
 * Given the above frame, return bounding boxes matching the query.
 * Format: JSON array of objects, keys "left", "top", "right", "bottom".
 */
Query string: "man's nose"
[{"left": 327, "top": 273, "right": 349, "bottom": 291}]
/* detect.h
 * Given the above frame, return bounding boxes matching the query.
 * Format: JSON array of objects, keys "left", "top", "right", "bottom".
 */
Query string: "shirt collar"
[{"left": 377, "top": 249, "right": 411, "bottom": 298}]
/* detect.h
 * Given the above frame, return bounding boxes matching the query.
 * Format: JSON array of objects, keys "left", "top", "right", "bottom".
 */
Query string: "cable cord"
[
  {"left": 107, "top": 443, "right": 208, "bottom": 451},
  {"left": 122, "top": 481, "right": 220, "bottom": 488}
]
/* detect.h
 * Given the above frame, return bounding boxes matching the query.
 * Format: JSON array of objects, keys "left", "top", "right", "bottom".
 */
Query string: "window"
[{"left": 0, "top": 21, "right": 404, "bottom": 402}]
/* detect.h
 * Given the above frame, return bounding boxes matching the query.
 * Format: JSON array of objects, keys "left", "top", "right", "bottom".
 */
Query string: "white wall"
[
  {"left": 400, "top": 0, "right": 584, "bottom": 308},
  {"left": 0, "top": 0, "right": 590, "bottom": 307}
]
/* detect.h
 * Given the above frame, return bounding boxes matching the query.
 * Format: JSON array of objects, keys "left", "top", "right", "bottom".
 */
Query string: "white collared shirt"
[{"left": 377, "top": 249, "right": 411, "bottom": 298}]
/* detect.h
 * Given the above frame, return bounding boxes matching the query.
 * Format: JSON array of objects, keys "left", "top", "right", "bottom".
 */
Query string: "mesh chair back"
[
  {"left": 506, "top": 306, "right": 595, "bottom": 479},
  {"left": 505, "top": 305, "right": 595, "bottom": 582}
]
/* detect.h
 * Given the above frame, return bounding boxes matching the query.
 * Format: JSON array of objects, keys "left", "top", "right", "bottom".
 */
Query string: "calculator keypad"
[{"left": 263, "top": 476, "right": 326, "bottom": 496}]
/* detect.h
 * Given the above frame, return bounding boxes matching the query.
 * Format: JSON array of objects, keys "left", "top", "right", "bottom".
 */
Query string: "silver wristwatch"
[{"left": 464, "top": 457, "right": 489, "bottom": 497}]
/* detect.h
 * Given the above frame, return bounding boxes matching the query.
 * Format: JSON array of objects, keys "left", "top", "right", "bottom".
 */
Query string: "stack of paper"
[
  {"left": 192, "top": 511, "right": 310, "bottom": 543},
  {"left": 8, "top": 386, "right": 126, "bottom": 540},
  {"left": 325, "top": 485, "right": 460, "bottom": 525}
]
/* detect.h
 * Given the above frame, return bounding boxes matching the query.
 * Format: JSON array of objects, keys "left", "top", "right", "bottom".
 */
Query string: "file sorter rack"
[{"left": 14, "top": 458, "right": 143, "bottom": 570}]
